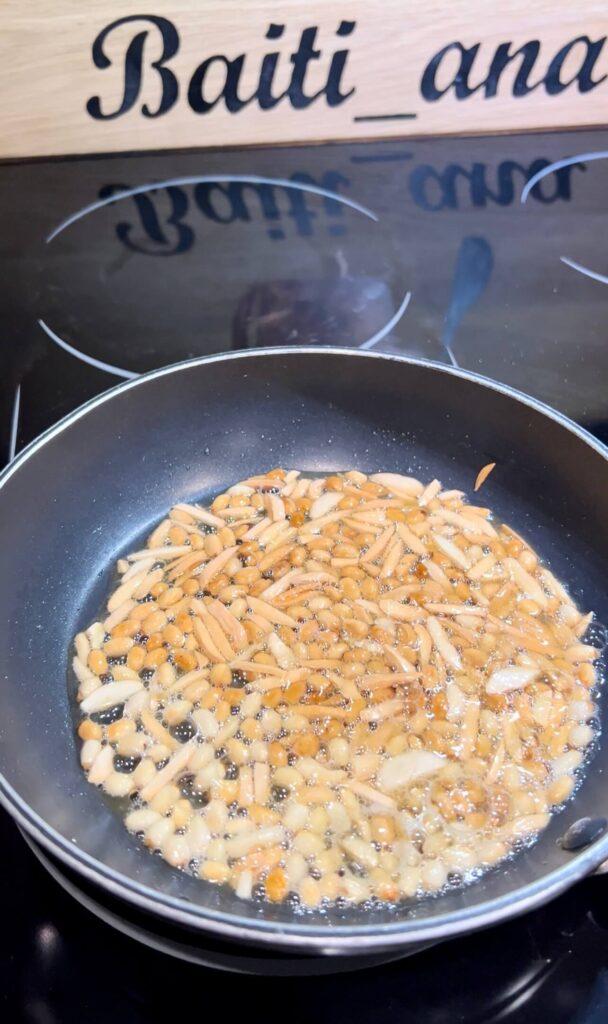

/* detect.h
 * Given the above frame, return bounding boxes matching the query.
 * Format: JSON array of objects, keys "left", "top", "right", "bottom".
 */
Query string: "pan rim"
[{"left": 1, "top": 346, "right": 607, "bottom": 952}]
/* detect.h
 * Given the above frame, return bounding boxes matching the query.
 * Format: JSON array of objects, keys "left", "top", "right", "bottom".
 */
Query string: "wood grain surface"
[{"left": 1, "top": 1, "right": 607, "bottom": 158}]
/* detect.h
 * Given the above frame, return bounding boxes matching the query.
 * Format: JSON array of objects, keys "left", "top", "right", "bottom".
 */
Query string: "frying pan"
[{"left": 0, "top": 348, "right": 607, "bottom": 956}]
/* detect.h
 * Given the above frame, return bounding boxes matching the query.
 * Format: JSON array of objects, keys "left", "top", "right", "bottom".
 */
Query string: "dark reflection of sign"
[
  {"left": 99, "top": 172, "right": 350, "bottom": 254},
  {"left": 409, "top": 158, "right": 585, "bottom": 210},
  {"left": 100, "top": 157, "right": 583, "bottom": 259}
]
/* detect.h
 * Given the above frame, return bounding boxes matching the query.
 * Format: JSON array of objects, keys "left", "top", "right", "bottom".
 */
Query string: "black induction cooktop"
[{"left": 1, "top": 129, "right": 608, "bottom": 1020}]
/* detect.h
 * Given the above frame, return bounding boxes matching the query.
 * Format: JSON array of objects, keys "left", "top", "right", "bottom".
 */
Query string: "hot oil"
[{"left": 69, "top": 470, "right": 605, "bottom": 912}]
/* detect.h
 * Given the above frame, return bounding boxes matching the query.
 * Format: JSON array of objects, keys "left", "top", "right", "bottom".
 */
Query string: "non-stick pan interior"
[{"left": 0, "top": 350, "right": 607, "bottom": 947}]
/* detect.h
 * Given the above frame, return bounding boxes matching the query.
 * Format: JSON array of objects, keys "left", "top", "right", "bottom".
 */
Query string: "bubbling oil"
[{"left": 70, "top": 469, "right": 602, "bottom": 910}]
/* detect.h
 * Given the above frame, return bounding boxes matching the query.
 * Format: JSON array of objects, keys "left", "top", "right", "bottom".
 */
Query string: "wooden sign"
[{"left": 1, "top": 0, "right": 608, "bottom": 159}]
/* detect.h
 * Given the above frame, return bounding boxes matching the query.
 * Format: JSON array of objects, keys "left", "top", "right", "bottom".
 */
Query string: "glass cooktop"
[
  {"left": 2, "top": 128, "right": 608, "bottom": 460},
  {"left": 1, "top": 128, "right": 608, "bottom": 1018}
]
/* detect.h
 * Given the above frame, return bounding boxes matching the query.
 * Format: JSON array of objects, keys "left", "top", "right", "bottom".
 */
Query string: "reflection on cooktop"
[{"left": 2, "top": 129, "right": 608, "bottom": 467}]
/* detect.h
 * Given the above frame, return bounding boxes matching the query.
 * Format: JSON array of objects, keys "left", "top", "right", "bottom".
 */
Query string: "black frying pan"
[{"left": 0, "top": 348, "right": 607, "bottom": 955}]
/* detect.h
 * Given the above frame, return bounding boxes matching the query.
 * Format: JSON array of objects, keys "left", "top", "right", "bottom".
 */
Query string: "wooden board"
[{"left": 1, "top": 0, "right": 608, "bottom": 159}]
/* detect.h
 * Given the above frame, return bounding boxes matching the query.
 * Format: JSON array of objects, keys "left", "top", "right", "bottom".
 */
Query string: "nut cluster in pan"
[{"left": 73, "top": 469, "right": 599, "bottom": 909}]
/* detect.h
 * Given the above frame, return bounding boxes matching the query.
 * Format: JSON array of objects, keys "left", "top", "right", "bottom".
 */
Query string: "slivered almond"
[
  {"left": 201, "top": 607, "right": 237, "bottom": 661},
  {"left": 263, "top": 570, "right": 335, "bottom": 600},
  {"left": 362, "top": 525, "right": 395, "bottom": 564},
  {"left": 267, "top": 631, "right": 295, "bottom": 669},
  {"left": 355, "top": 498, "right": 405, "bottom": 509},
  {"left": 307, "top": 478, "right": 325, "bottom": 499},
  {"left": 565, "top": 643, "right": 600, "bottom": 663},
  {"left": 425, "top": 559, "right": 451, "bottom": 588},
  {"left": 379, "top": 599, "right": 424, "bottom": 622},
  {"left": 360, "top": 699, "right": 404, "bottom": 722},
  {"left": 395, "top": 522, "right": 427, "bottom": 556},
  {"left": 103, "top": 598, "right": 136, "bottom": 632},
  {"left": 540, "top": 567, "right": 576, "bottom": 608},
  {"left": 208, "top": 600, "right": 248, "bottom": 650},
  {"left": 243, "top": 475, "right": 286, "bottom": 488},
  {"left": 249, "top": 675, "right": 288, "bottom": 692},
  {"left": 258, "top": 544, "right": 293, "bottom": 573},
  {"left": 432, "top": 533, "right": 470, "bottom": 571},
  {"left": 363, "top": 672, "right": 417, "bottom": 687},
  {"left": 166, "top": 549, "right": 209, "bottom": 581},
  {"left": 239, "top": 766, "right": 254, "bottom": 806},
  {"left": 350, "top": 510, "right": 389, "bottom": 525},
  {"left": 147, "top": 520, "right": 171, "bottom": 548},
  {"left": 107, "top": 568, "right": 151, "bottom": 613},
  {"left": 439, "top": 489, "right": 465, "bottom": 501},
  {"left": 326, "top": 671, "right": 360, "bottom": 702},
  {"left": 260, "top": 569, "right": 301, "bottom": 600},
  {"left": 175, "top": 521, "right": 208, "bottom": 539},
  {"left": 140, "top": 741, "right": 198, "bottom": 802},
  {"left": 486, "top": 741, "right": 505, "bottom": 783},
  {"left": 385, "top": 584, "right": 418, "bottom": 600},
  {"left": 370, "top": 473, "right": 424, "bottom": 497},
  {"left": 310, "top": 491, "right": 342, "bottom": 519},
  {"left": 415, "top": 624, "right": 432, "bottom": 663},
  {"left": 258, "top": 520, "right": 290, "bottom": 548},
  {"left": 343, "top": 517, "right": 382, "bottom": 534},
  {"left": 574, "top": 612, "right": 593, "bottom": 638},
  {"left": 141, "top": 709, "right": 179, "bottom": 750},
  {"left": 487, "top": 667, "right": 538, "bottom": 694},
  {"left": 419, "top": 478, "right": 441, "bottom": 507},
  {"left": 460, "top": 702, "right": 480, "bottom": 758},
  {"left": 474, "top": 462, "right": 496, "bottom": 491},
  {"left": 192, "top": 615, "right": 225, "bottom": 663},
  {"left": 124, "top": 555, "right": 160, "bottom": 572},
  {"left": 168, "top": 668, "right": 209, "bottom": 693},
  {"left": 424, "top": 603, "right": 487, "bottom": 617},
  {"left": 292, "top": 705, "right": 348, "bottom": 720},
  {"left": 227, "top": 484, "right": 255, "bottom": 496},
  {"left": 264, "top": 494, "right": 286, "bottom": 521},
  {"left": 289, "top": 478, "right": 309, "bottom": 499},
  {"left": 231, "top": 661, "right": 286, "bottom": 677},
  {"left": 133, "top": 568, "right": 164, "bottom": 600},
  {"left": 380, "top": 539, "right": 404, "bottom": 579},
  {"left": 302, "top": 659, "right": 343, "bottom": 670},
  {"left": 172, "top": 503, "right": 224, "bottom": 528},
  {"left": 81, "top": 680, "right": 143, "bottom": 713},
  {"left": 446, "top": 682, "right": 466, "bottom": 720},
  {"left": 299, "top": 509, "right": 347, "bottom": 534},
  {"left": 195, "top": 545, "right": 238, "bottom": 586},
  {"left": 437, "top": 508, "right": 497, "bottom": 538},
  {"left": 129, "top": 545, "right": 191, "bottom": 562},
  {"left": 347, "top": 781, "right": 397, "bottom": 810},
  {"left": 265, "top": 526, "right": 297, "bottom": 553},
  {"left": 242, "top": 516, "right": 270, "bottom": 540},
  {"left": 427, "top": 616, "right": 462, "bottom": 670},
  {"left": 378, "top": 750, "right": 444, "bottom": 790},
  {"left": 247, "top": 596, "right": 298, "bottom": 628},
  {"left": 253, "top": 762, "right": 270, "bottom": 803},
  {"left": 468, "top": 554, "right": 497, "bottom": 580},
  {"left": 246, "top": 612, "right": 274, "bottom": 633},
  {"left": 383, "top": 647, "right": 417, "bottom": 674},
  {"left": 505, "top": 558, "right": 548, "bottom": 608}
]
